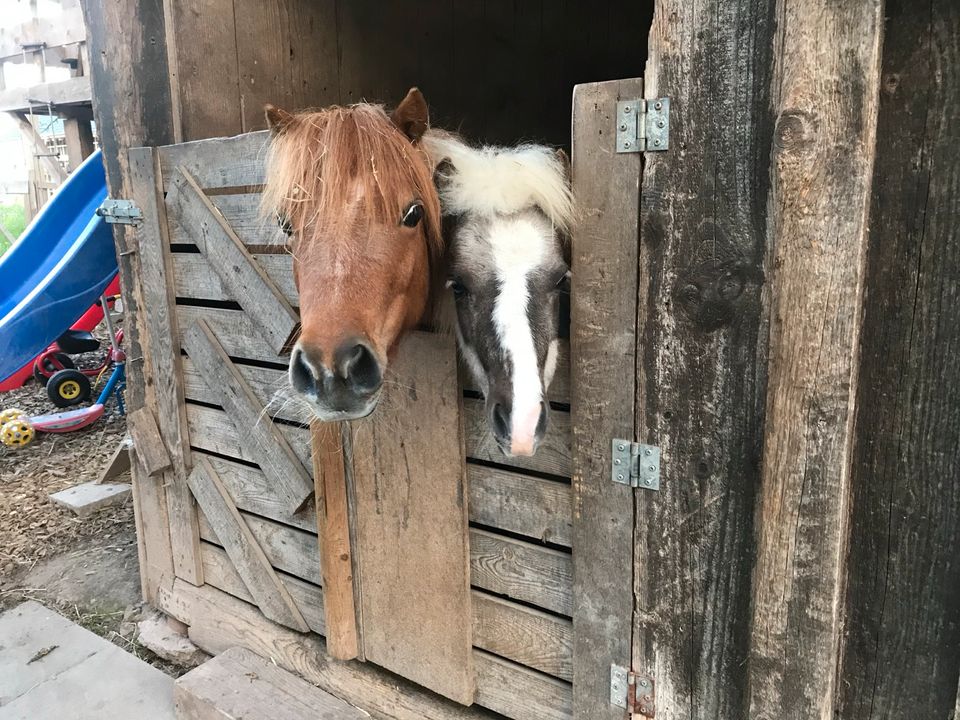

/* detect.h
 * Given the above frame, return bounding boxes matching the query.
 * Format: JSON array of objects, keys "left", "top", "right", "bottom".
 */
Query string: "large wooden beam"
[
  {"left": 836, "top": 1, "right": 960, "bottom": 718},
  {"left": 62, "top": 113, "right": 95, "bottom": 171},
  {"left": 748, "top": 1, "right": 885, "bottom": 717},
  {"left": 0, "top": 76, "right": 91, "bottom": 114}
]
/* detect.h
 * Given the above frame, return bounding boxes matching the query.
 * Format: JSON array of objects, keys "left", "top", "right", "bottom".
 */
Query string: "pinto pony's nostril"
[
  {"left": 334, "top": 340, "right": 382, "bottom": 395},
  {"left": 491, "top": 403, "right": 511, "bottom": 441}
]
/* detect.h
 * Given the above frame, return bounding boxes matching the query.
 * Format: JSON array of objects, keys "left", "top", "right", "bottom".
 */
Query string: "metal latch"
[
  {"left": 612, "top": 439, "right": 660, "bottom": 490},
  {"left": 611, "top": 665, "right": 656, "bottom": 717},
  {"left": 97, "top": 199, "right": 143, "bottom": 226},
  {"left": 616, "top": 98, "right": 670, "bottom": 153}
]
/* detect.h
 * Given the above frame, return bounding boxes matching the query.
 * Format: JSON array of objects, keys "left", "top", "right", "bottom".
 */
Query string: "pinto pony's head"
[
  {"left": 423, "top": 131, "right": 574, "bottom": 457},
  {"left": 263, "top": 89, "right": 442, "bottom": 421}
]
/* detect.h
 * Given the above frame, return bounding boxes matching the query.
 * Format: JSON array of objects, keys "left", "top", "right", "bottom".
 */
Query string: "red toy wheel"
[{"left": 33, "top": 353, "right": 75, "bottom": 386}]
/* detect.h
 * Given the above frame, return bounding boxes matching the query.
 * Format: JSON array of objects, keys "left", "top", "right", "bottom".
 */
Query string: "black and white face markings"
[{"left": 446, "top": 207, "right": 567, "bottom": 457}]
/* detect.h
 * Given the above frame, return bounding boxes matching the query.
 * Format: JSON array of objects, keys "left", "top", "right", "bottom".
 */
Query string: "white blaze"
[{"left": 489, "top": 216, "right": 547, "bottom": 456}]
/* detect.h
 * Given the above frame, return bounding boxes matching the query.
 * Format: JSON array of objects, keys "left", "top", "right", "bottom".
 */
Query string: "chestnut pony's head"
[{"left": 262, "top": 89, "right": 442, "bottom": 421}]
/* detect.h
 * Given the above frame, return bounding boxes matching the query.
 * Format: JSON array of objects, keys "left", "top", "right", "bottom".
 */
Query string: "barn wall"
[
  {"left": 838, "top": 0, "right": 960, "bottom": 716},
  {"left": 165, "top": 0, "right": 653, "bottom": 147}
]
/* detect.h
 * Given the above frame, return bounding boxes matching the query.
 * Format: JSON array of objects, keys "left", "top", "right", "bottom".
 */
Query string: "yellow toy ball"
[
  {"left": 1, "top": 418, "right": 35, "bottom": 448},
  {"left": 0, "top": 408, "right": 26, "bottom": 424}
]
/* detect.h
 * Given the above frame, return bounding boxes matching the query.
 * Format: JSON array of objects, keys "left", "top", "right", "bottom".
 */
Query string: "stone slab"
[
  {"left": 49, "top": 481, "right": 131, "bottom": 518},
  {"left": 0, "top": 601, "right": 175, "bottom": 720}
]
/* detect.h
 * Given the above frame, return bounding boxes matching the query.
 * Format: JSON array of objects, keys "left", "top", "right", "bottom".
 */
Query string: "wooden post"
[
  {"left": 748, "top": 1, "right": 885, "bottom": 717},
  {"left": 569, "top": 77, "right": 642, "bottom": 720},
  {"left": 62, "top": 112, "right": 95, "bottom": 171},
  {"left": 80, "top": 0, "right": 179, "bottom": 600},
  {"left": 836, "top": 1, "right": 960, "bottom": 717}
]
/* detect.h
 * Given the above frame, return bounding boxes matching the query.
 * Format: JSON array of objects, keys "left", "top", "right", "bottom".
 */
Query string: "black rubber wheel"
[
  {"left": 47, "top": 368, "right": 91, "bottom": 408},
  {"left": 33, "top": 353, "right": 75, "bottom": 386}
]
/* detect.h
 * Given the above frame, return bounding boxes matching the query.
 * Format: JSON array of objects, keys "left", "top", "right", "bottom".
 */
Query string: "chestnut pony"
[{"left": 262, "top": 89, "right": 442, "bottom": 421}]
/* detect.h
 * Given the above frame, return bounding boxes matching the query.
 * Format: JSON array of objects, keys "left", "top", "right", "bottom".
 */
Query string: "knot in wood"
[
  {"left": 673, "top": 261, "right": 756, "bottom": 332},
  {"left": 774, "top": 109, "right": 817, "bottom": 155}
]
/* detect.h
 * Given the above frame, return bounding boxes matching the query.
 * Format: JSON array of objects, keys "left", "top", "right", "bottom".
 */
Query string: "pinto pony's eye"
[
  {"left": 401, "top": 202, "right": 424, "bottom": 228},
  {"left": 446, "top": 278, "right": 467, "bottom": 298},
  {"left": 276, "top": 211, "right": 293, "bottom": 236},
  {"left": 553, "top": 269, "right": 571, "bottom": 292}
]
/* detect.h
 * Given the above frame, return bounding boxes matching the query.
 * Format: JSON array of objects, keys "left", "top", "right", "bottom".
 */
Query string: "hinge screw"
[
  {"left": 623, "top": 141, "right": 631, "bottom": 149},
  {"left": 654, "top": 101, "right": 663, "bottom": 110},
  {"left": 658, "top": 120, "right": 665, "bottom": 128},
  {"left": 624, "top": 106, "right": 631, "bottom": 114},
  {"left": 638, "top": 678, "right": 650, "bottom": 688},
  {"left": 644, "top": 478, "right": 653, "bottom": 486},
  {"left": 618, "top": 444, "right": 626, "bottom": 451},
  {"left": 644, "top": 448, "right": 652, "bottom": 456},
  {"left": 654, "top": 139, "right": 661, "bottom": 146},
  {"left": 618, "top": 473, "right": 625, "bottom": 481},
  {"left": 614, "top": 458, "right": 622, "bottom": 465},
  {"left": 620, "top": 123, "right": 627, "bottom": 131}
]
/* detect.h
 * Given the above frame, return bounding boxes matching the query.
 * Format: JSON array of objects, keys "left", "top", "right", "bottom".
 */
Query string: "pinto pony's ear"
[
  {"left": 391, "top": 87, "right": 429, "bottom": 143},
  {"left": 265, "top": 104, "right": 295, "bottom": 136}
]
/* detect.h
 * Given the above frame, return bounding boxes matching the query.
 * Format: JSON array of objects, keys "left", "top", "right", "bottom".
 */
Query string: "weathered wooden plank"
[
  {"left": 350, "top": 332, "right": 475, "bottom": 704},
  {"left": 169, "top": 168, "right": 298, "bottom": 354},
  {"left": 0, "top": 76, "right": 91, "bottom": 114},
  {"left": 200, "top": 542, "right": 325, "bottom": 636},
  {"left": 96, "top": 437, "right": 131, "bottom": 484},
  {"left": 157, "top": 131, "right": 268, "bottom": 190},
  {"left": 311, "top": 422, "right": 359, "bottom": 660},
  {"left": 185, "top": 402, "right": 312, "bottom": 470},
  {"left": 174, "top": 647, "right": 366, "bottom": 720},
  {"left": 128, "top": 145, "right": 202, "bottom": 585},
  {"left": 193, "top": 452, "right": 314, "bottom": 533},
  {"left": 473, "top": 651, "right": 571, "bottom": 720},
  {"left": 468, "top": 465, "right": 570, "bottom": 546},
  {"left": 198, "top": 509, "right": 321, "bottom": 587},
  {"left": 837, "top": 2, "right": 960, "bottom": 718},
  {"left": 168, "top": 193, "right": 287, "bottom": 249},
  {"left": 748, "top": 2, "right": 884, "bottom": 717},
  {"left": 172, "top": 252, "right": 297, "bottom": 304},
  {"left": 472, "top": 592, "right": 572, "bottom": 681},
  {"left": 187, "top": 456, "right": 308, "bottom": 632},
  {"left": 183, "top": 320, "right": 312, "bottom": 511},
  {"left": 469, "top": 529, "right": 572, "bottom": 618},
  {"left": 168, "top": 0, "right": 241, "bottom": 140},
  {"left": 569, "top": 78, "right": 642, "bottom": 720},
  {"left": 176, "top": 314, "right": 570, "bottom": 477},
  {"left": 159, "top": 580, "right": 495, "bottom": 720},
  {"left": 126, "top": 407, "right": 171, "bottom": 476},
  {"left": 129, "top": 448, "right": 174, "bottom": 604}
]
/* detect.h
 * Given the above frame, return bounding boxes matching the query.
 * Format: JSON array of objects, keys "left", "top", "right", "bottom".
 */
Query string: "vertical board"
[
  {"left": 748, "top": 1, "right": 885, "bottom": 717},
  {"left": 838, "top": 1, "right": 960, "bottom": 717},
  {"left": 350, "top": 332, "right": 475, "bottom": 705},
  {"left": 635, "top": 0, "right": 776, "bottom": 716},
  {"left": 569, "top": 77, "right": 642, "bottom": 720}
]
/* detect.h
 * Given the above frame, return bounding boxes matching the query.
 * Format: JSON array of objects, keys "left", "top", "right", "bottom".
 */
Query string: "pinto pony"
[
  {"left": 262, "top": 89, "right": 442, "bottom": 421},
  {"left": 423, "top": 131, "right": 575, "bottom": 457}
]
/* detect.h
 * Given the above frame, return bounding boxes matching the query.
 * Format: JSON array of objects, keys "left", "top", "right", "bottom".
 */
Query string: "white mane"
[{"left": 422, "top": 130, "right": 575, "bottom": 234}]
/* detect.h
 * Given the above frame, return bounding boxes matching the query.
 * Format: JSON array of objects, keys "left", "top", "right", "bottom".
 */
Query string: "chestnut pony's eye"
[
  {"left": 276, "top": 211, "right": 293, "bottom": 236},
  {"left": 401, "top": 202, "right": 424, "bottom": 228}
]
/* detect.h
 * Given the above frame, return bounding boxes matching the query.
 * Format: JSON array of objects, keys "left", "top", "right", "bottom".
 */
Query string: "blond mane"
[
  {"left": 421, "top": 130, "right": 575, "bottom": 234},
  {"left": 261, "top": 103, "right": 442, "bottom": 253}
]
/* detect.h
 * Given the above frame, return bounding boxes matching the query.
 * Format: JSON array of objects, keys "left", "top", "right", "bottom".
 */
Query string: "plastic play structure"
[{"left": 0, "top": 150, "right": 118, "bottom": 387}]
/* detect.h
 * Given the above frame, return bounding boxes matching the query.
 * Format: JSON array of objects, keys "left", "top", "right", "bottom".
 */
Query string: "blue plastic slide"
[{"left": 0, "top": 150, "right": 118, "bottom": 382}]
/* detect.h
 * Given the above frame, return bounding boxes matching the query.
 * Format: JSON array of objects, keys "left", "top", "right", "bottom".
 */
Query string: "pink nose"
[{"left": 510, "top": 403, "right": 543, "bottom": 456}]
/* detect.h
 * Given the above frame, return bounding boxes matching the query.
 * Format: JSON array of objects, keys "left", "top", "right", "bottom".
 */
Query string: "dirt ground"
[{"left": 0, "top": 325, "right": 185, "bottom": 675}]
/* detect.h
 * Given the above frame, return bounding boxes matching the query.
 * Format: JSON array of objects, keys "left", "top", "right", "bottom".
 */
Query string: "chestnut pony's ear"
[
  {"left": 391, "top": 87, "right": 429, "bottom": 143},
  {"left": 265, "top": 104, "right": 295, "bottom": 135}
]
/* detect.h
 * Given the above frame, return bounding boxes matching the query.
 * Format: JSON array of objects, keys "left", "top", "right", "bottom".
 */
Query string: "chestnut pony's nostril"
[
  {"left": 335, "top": 341, "right": 381, "bottom": 395},
  {"left": 491, "top": 403, "right": 511, "bottom": 440},
  {"left": 290, "top": 347, "right": 318, "bottom": 395}
]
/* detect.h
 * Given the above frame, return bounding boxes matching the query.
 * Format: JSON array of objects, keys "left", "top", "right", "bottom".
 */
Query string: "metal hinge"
[
  {"left": 612, "top": 439, "right": 660, "bottom": 490},
  {"left": 616, "top": 98, "right": 670, "bottom": 153},
  {"left": 97, "top": 199, "right": 143, "bottom": 226},
  {"left": 611, "top": 665, "right": 656, "bottom": 717}
]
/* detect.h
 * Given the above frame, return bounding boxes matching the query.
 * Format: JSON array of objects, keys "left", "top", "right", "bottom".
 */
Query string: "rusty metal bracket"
[{"left": 611, "top": 665, "right": 656, "bottom": 718}]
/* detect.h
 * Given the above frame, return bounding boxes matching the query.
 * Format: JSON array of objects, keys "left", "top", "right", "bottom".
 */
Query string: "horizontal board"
[
  {"left": 176, "top": 317, "right": 571, "bottom": 477},
  {"left": 200, "top": 541, "right": 325, "bottom": 635},
  {"left": 173, "top": 252, "right": 297, "bottom": 304},
  {"left": 168, "top": 193, "right": 287, "bottom": 250},
  {"left": 474, "top": 650, "right": 571, "bottom": 720},
  {"left": 185, "top": 402, "right": 312, "bottom": 468},
  {"left": 468, "top": 465, "right": 571, "bottom": 547},
  {"left": 157, "top": 131, "right": 269, "bottom": 191},
  {"left": 472, "top": 592, "right": 572, "bottom": 681},
  {"left": 198, "top": 507, "right": 322, "bottom": 586},
  {"left": 469, "top": 529, "right": 572, "bottom": 617},
  {"left": 196, "top": 452, "right": 315, "bottom": 533}
]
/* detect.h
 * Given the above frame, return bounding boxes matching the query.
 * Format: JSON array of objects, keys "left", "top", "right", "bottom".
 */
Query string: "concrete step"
[{"left": 174, "top": 646, "right": 366, "bottom": 720}]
